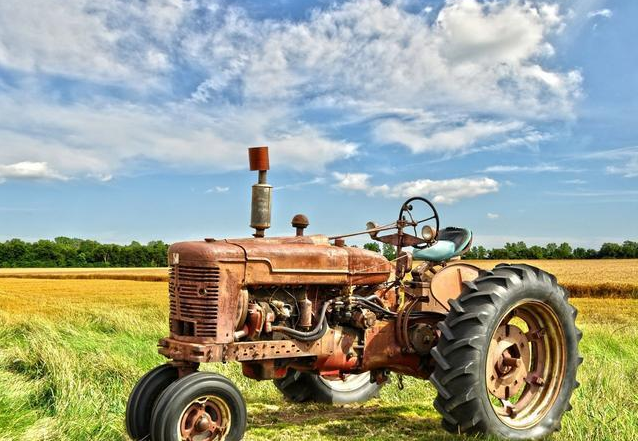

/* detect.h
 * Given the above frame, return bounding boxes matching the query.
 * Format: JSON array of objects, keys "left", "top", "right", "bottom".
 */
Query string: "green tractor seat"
[{"left": 412, "top": 227, "right": 473, "bottom": 262}]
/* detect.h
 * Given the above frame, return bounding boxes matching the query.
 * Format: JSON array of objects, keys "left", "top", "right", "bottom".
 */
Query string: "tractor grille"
[{"left": 169, "top": 265, "right": 221, "bottom": 338}]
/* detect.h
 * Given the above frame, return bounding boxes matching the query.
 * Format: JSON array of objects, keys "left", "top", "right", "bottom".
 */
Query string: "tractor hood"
[{"left": 168, "top": 235, "right": 391, "bottom": 286}]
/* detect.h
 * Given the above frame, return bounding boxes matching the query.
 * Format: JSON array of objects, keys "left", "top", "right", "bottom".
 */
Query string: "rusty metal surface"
[
  {"left": 428, "top": 263, "right": 481, "bottom": 312},
  {"left": 361, "top": 322, "right": 427, "bottom": 377},
  {"left": 486, "top": 301, "right": 567, "bottom": 426},
  {"left": 159, "top": 330, "right": 336, "bottom": 364},
  {"left": 248, "top": 146, "right": 269, "bottom": 171},
  {"left": 291, "top": 214, "right": 309, "bottom": 236}
]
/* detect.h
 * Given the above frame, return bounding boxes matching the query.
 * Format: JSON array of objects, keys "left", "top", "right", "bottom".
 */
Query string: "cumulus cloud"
[
  {"left": 0, "top": 0, "right": 582, "bottom": 180},
  {"left": 487, "top": 212, "right": 500, "bottom": 219},
  {"left": 333, "top": 172, "right": 499, "bottom": 204},
  {"left": 0, "top": 95, "right": 357, "bottom": 176},
  {"left": 0, "top": 161, "right": 68, "bottom": 182}
]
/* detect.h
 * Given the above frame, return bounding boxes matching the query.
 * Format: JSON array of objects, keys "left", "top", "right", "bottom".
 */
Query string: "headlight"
[{"left": 421, "top": 225, "right": 436, "bottom": 241}]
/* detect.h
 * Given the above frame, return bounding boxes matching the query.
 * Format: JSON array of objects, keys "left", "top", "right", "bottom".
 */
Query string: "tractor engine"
[{"left": 163, "top": 234, "right": 402, "bottom": 379}]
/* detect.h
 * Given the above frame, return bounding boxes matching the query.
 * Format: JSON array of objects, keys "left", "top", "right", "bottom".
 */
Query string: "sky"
[{"left": 0, "top": 0, "right": 636, "bottom": 248}]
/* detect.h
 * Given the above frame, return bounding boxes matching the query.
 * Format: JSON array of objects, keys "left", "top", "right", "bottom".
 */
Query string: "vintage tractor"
[{"left": 126, "top": 147, "right": 581, "bottom": 441}]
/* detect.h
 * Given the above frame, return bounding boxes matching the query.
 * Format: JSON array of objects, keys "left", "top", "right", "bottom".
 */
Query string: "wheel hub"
[
  {"left": 487, "top": 324, "right": 530, "bottom": 400},
  {"left": 179, "top": 396, "right": 230, "bottom": 441}
]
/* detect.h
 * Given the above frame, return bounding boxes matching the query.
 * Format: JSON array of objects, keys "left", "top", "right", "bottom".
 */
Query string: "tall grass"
[{"left": 0, "top": 278, "right": 636, "bottom": 440}]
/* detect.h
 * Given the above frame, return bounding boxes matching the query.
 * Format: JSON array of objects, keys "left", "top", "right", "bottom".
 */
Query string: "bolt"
[{"left": 502, "top": 354, "right": 520, "bottom": 368}]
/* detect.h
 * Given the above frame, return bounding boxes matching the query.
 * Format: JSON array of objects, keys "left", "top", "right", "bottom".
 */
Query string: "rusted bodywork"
[
  {"left": 159, "top": 146, "right": 480, "bottom": 383},
  {"left": 162, "top": 233, "right": 478, "bottom": 380}
]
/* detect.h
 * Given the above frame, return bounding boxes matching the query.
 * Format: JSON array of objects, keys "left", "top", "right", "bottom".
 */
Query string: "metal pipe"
[{"left": 248, "top": 147, "right": 272, "bottom": 237}]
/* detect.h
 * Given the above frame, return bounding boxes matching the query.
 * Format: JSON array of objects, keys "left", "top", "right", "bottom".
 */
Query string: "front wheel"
[
  {"left": 274, "top": 370, "right": 381, "bottom": 404},
  {"left": 126, "top": 363, "right": 179, "bottom": 440},
  {"left": 430, "top": 264, "right": 582, "bottom": 440},
  {"left": 150, "top": 372, "right": 247, "bottom": 441}
]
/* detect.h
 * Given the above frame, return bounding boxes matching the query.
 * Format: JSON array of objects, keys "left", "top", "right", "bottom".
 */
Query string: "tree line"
[
  {"left": 0, "top": 238, "right": 636, "bottom": 268},
  {"left": 363, "top": 240, "right": 638, "bottom": 260},
  {"left": 0, "top": 238, "right": 169, "bottom": 268}
]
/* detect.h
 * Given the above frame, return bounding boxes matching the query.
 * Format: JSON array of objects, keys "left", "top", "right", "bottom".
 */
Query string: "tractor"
[{"left": 126, "top": 147, "right": 581, "bottom": 441}]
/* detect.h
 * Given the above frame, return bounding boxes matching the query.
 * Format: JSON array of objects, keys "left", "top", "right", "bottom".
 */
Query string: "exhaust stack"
[{"left": 248, "top": 146, "right": 272, "bottom": 237}]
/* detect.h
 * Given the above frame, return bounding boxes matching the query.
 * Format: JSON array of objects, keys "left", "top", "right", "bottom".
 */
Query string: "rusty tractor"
[{"left": 126, "top": 147, "right": 582, "bottom": 441}]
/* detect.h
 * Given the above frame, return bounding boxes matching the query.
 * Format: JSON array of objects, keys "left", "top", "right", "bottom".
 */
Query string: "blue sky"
[{"left": 0, "top": 0, "right": 636, "bottom": 248}]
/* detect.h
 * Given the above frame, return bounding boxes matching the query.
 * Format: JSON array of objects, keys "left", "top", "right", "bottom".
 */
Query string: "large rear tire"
[
  {"left": 430, "top": 264, "right": 582, "bottom": 440},
  {"left": 274, "top": 370, "right": 381, "bottom": 404},
  {"left": 126, "top": 363, "right": 179, "bottom": 440}
]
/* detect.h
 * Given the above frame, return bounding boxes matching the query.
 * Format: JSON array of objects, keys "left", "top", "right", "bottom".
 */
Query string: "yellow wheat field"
[
  {"left": 0, "top": 259, "right": 636, "bottom": 297},
  {"left": 465, "top": 259, "right": 638, "bottom": 298}
]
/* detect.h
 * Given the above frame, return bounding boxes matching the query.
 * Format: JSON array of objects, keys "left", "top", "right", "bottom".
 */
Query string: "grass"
[{"left": 0, "top": 271, "right": 637, "bottom": 440}]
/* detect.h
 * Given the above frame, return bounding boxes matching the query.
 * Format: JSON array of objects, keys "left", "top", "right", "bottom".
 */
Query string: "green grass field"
[{"left": 1, "top": 274, "right": 637, "bottom": 440}]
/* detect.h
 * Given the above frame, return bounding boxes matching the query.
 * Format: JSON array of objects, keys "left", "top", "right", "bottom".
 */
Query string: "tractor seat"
[{"left": 412, "top": 227, "right": 473, "bottom": 262}]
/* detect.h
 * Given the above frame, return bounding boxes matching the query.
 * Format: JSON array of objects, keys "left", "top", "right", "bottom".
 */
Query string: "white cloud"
[
  {"left": 587, "top": 9, "right": 613, "bottom": 19},
  {"left": 0, "top": 161, "right": 68, "bottom": 182},
  {"left": 0, "top": 0, "right": 190, "bottom": 83},
  {"left": 607, "top": 162, "right": 638, "bottom": 178},
  {"left": 603, "top": 148, "right": 638, "bottom": 178},
  {"left": 374, "top": 119, "right": 525, "bottom": 153},
  {"left": 206, "top": 186, "right": 229, "bottom": 194},
  {"left": 562, "top": 179, "right": 587, "bottom": 184},
  {"left": 483, "top": 164, "right": 568, "bottom": 173},
  {"left": 274, "top": 177, "right": 325, "bottom": 191},
  {"left": 0, "top": 95, "right": 357, "bottom": 176},
  {"left": 0, "top": 0, "right": 582, "bottom": 179},
  {"left": 580, "top": 146, "right": 638, "bottom": 178},
  {"left": 333, "top": 172, "right": 499, "bottom": 204},
  {"left": 487, "top": 212, "right": 500, "bottom": 219},
  {"left": 333, "top": 172, "right": 372, "bottom": 192}
]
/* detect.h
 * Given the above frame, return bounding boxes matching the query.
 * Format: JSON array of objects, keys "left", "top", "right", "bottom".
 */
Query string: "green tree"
[
  {"left": 621, "top": 241, "right": 638, "bottom": 258},
  {"left": 363, "top": 242, "right": 381, "bottom": 253},
  {"left": 599, "top": 242, "right": 622, "bottom": 258},
  {"left": 572, "top": 247, "right": 587, "bottom": 259},
  {"left": 528, "top": 245, "right": 545, "bottom": 259},
  {"left": 382, "top": 243, "right": 396, "bottom": 261},
  {"left": 556, "top": 242, "right": 573, "bottom": 259}
]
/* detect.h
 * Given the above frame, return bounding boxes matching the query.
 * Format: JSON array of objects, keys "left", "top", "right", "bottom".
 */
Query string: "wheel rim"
[
  {"left": 178, "top": 395, "right": 232, "bottom": 441},
  {"left": 318, "top": 372, "right": 372, "bottom": 392},
  {"left": 485, "top": 300, "right": 566, "bottom": 429}
]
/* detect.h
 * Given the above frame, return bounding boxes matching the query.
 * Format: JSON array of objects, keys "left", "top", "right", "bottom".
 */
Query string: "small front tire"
[
  {"left": 150, "top": 372, "right": 247, "bottom": 441},
  {"left": 126, "top": 363, "right": 179, "bottom": 440}
]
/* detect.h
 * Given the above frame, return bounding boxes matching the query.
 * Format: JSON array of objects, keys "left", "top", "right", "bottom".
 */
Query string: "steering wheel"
[{"left": 397, "top": 197, "right": 440, "bottom": 249}]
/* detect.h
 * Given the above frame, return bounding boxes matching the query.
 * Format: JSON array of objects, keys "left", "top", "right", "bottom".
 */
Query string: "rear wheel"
[
  {"left": 126, "top": 363, "right": 179, "bottom": 440},
  {"left": 150, "top": 372, "right": 246, "bottom": 441},
  {"left": 430, "top": 264, "right": 582, "bottom": 440},
  {"left": 274, "top": 370, "right": 381, "bottom": 404}
]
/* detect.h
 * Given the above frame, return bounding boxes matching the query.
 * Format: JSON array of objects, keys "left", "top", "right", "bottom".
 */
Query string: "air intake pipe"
[{"left": 248, "top": 146, "right": 272, "bottom": 237}]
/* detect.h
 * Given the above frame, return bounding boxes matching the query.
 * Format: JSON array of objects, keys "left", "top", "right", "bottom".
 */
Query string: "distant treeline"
[
  {"left": 0, "top": 238, "right": 636, "bottom": 268},
  {"left": 0, "top": 238, "right": 169, "bottom": 268},
  {"left": 363, "top": 240, "right": 638, "bottom": 260},
  {"left": 463, "top": 241, "right": 638, "bottom": 260}
]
